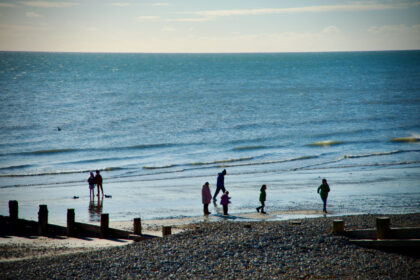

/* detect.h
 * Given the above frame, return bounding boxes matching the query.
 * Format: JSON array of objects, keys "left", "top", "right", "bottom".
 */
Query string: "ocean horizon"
[{"left": 1, "top": 50, "right": 419, "bottom": 224}]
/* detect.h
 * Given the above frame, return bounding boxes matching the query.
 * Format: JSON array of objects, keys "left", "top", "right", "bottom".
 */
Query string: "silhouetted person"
[
  {"left": 317, "top": 178, "right": 330, "bottom": 213},
  {"left": 202, "top": 182, "right": 212, "bottom": 215},
  {"left": 256, "top": 184, "right": 267, "bottom": 214},
  {"left": 95, "top": 170, "right": 103, "bottom": 197},
  {"left": 220, "top": 191, "right": 230, "bottom": 216},
  {"left": 88, "top": 171, "right": 95, "bottom": 200},
  {"left": 213, "top": 169, "right": 226, "bottom": 202}
]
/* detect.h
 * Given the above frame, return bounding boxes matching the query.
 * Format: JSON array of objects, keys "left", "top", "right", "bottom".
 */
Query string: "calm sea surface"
[{"left": 1, "top": 51, "right": 419, "bottom": 223}]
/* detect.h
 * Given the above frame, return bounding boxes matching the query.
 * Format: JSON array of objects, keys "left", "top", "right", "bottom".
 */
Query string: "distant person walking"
[
  {"left": 220, "top": 191, "right": 231, "bottom": 216},
  {"left": 256, "top": 184, "right": 267, "bottom": 214},
  {"left": 95, "top": 170, "right": 103, "bottom": 197},
  {"left": 213, "top": 169, "right": 227, "bottom": 202},
  {"left": 317, "top": 178, "right": 330, "bottom": 213},
  {"left": 202, "top": 182, "right": 212, "bottom": 215},
  {"left": 88, "top": 172, "right": 95, "bottom": 199}
]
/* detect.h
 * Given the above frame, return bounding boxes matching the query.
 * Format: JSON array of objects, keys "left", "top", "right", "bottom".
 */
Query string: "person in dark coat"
[
  {"left": 317, "top": 178, "right": 330, "bottom": 213},
  {"left": 213, "top": 169, "right": 227, "bottom": 202},
  {"left": 256, "top": 184, "right": 267, "bottom": 214}
]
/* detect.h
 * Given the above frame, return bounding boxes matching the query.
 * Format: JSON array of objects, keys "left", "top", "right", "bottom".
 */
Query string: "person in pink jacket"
[
  {"left": 202, "top": 182, "right": 212, "bottom": 215},
  {"left": 220, "top": 191, "right": 231, "bottom": 216}
]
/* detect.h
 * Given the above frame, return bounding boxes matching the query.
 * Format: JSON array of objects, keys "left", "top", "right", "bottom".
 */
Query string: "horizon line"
[{"left": 1, "top": 49, "right": 419, "bottom": 55}]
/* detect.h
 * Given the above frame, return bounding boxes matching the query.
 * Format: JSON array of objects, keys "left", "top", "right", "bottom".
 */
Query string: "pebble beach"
[{"left": 1, "top": 213, "right": 419, "bottom": 279}]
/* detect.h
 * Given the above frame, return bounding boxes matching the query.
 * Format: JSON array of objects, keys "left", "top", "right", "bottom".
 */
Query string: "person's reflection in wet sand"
[{"left": 88, "top": 196, "right": 103, "bottom": 222}]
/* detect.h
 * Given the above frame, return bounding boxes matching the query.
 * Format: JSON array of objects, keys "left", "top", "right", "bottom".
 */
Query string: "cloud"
[
  {"left": 173, "top": 17, "right": 212, "bottom": 22},
  {"left": 322, "top": 25, "right": 340, "bottom": 34},
  {"left": 136, "top": 16, "right": 160, "bottom": 22},
  {"left": 23, "top": 1, "right": 79, "bottom": 8},
  {"left": 111, "top": 2, "right": 131, "bottom": 7},
  {"left": 152, "top": 3, "right": 169, "bottom": 7},
  {"left": 25, "top": 12, "right": 43, "bottom": 18},
  {"left": 194, "top": 3, "right": 412, "bottom": 17},
  {"left": 161, "top": 26, "right": 175, "bottom": 32},
  {"left": 0, "top": 3, "right": 16, "bottom": 7}
]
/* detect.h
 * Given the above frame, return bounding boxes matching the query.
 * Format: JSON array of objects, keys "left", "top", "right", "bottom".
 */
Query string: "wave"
[
  {"left": 0, "top": 167, "right": 123, "bottom": 178},
  {"left": 391, "top": 137, "right": 420, "bottom": 143},
  {"left": 143, "top": 164, "right": 178, "bottom": 170},
  {"left": 308, "top": 140, "right": 345, "bottom": 147},
  {"left": 29, "top": 148, "right": 79, "bottom": 155},
  {"left": 232, "top": 145, "right": 268, "bottom": 151},
  {"left": 189, "top": 157, "right": 253, "bottom": 166},
  {"left": 216, "top": 155, "right": 318, "bottom": 168},
  {"left": 0, "top": 164, "right": 34, "bottom": 171},
  {"left": 343, "top": 150, "right": 408, "bottom": 159}
]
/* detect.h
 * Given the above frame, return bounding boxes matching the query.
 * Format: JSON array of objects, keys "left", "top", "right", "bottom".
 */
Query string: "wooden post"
[
  {"left": 9, "top": 200, "right": 18, "bottom": 221},
  {"left": 333, "top": 220, "right": 345, "bottom": 234},
  {"left": 67, "top": 209, "right": 75, "bottom": 237},
  {"left": 133, "top": 218, "right": 141, "bottom": 235},
  {"left": 100, "top": 213, "right": 109, "bottom": 238},
  {"left": 162, "top": 226, "right": 172, "bottom": 236},
  {"left": 9, "top": 200, "right": 19, "bottom": 234},
  {"left": 38, "top": 205, "right": 48, "bottom": 236},
  {"left": 376, "top": 217, "right": 391, "bottom": 239}
]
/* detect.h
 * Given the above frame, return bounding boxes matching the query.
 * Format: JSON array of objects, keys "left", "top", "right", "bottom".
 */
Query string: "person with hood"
[
  {"left": 256, "top": 184, "right": 267, "bottom": 214},
  {"left": 317, "top": 178, "right": 330, "bottom": 213},
  {"left": 202, "top": 182, "right": 212, "bottom": 215},
  {"left": 213, "top": 169, "right": 227, "bottom": 202}
]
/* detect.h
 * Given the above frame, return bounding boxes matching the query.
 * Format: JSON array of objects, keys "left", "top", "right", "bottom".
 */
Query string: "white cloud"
[
  {"left": 152, "top": 3, "right": 169, "bottom": 7},
  {"left": 174, "top": 17, "right": 212, "bottom": 22},
  {"left": 194, "top": 3, "right": 411, "bottom": 17},
  {"left": 136, "top": 16, "right": 160, "bottom": 22},
  {"left": 322, "top": 26, "right": 340, "bottom": 34},
  {"left": 25, "top": 12, "right": 43, "bottom": 18},
  {"left": 161, "top": 26, "right": 175, "bottom": 32},
  {"left": 0, "top": 3, "right": 16, "bottom": 7},
  {"left": 111, "top": 2, "right": 131, "bottom": 7},
  {"left": 23, "top": 1, "right": 78, "bottom": 8}
]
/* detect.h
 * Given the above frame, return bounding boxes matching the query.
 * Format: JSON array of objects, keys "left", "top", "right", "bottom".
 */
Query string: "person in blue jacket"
[{"left": 213, "top": 169, "right": 227, "bottom": 202}]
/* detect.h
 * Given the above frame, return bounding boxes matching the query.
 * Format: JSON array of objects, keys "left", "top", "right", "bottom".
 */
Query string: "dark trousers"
[
  {"left": 257, "top": 201, "right": 265, "bottom": 212},
  {"left": 322, "top": 197, "right": 328, "bottom": 212},
  {"left": 203, "top": 204, "right": 209, "bottom": 215},
  {"left": 213, "top": 186, "right": 226, "bottom": 200},
  {"left": 223, "top": 205, "right": 228, "bottom": 215}
]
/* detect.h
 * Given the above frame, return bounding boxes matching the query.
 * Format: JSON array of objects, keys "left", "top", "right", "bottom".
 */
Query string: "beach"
[{"left": 1, "top": 213, "right": 419, "bottom": 279}]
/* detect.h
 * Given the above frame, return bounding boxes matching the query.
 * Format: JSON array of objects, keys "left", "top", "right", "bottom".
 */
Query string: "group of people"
[
  {"left": 202, "top": 169, "right": 331, "bottom": 216},
  {"left": 87, "top": 170, "right": 103, "bottom": 199}
]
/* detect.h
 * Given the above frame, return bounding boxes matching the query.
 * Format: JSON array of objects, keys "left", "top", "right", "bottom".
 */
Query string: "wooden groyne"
[
  {"left": 1, "top": 200, "right": 161, "bottom": 241},
  {"left": 332, "top": 217, "right": 420, "bottom": 250}
]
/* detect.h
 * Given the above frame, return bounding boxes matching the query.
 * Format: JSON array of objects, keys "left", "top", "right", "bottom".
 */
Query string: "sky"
[{"left": 0, "top": 0, "right": 419, "bottom": 53}]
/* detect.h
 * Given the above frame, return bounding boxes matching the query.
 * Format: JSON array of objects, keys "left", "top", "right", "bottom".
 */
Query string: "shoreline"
[{"left": 1, "top": 212, "right": 419, "bottom": 263}]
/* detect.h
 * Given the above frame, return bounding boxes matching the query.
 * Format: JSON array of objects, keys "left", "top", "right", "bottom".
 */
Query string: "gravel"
[{"left": 1, "top": 213, "right": 419, "bottom": 279}]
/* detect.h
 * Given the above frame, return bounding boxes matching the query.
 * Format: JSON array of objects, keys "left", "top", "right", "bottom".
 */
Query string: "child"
[
  {"left": 88, "top": 172, "right": 95, "bottom": 199},
  {"left": 256, "top": 184, "right": 267, "bottom": 214},
  {"left": 220, "top": 191, "right": 231, "bottom": 216}
]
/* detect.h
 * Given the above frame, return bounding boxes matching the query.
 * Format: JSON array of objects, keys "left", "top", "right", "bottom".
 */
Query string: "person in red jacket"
[
  {"left": 202, "top": 182, "right": 212, "bottom": 215},
  {"left": 220, "top": 191, "right": 231, "bottom": 216}
]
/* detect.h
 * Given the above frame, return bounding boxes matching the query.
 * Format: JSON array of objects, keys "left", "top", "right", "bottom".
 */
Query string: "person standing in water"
[
  {"left": 202, "top": 182, "right": 212, "bottom": 215},
  {"left": 256, "top": 184, "right": 267, "bottom": 214},
  {"left": 317, "top": 178, "right": 330, "bottom": 213},
  {"left": 95, "top": 170, "right": 103, "bottom": 197},
  {"left": 213, "top": 169, "right": 227, "bottom": 202},
  {"left": 88, "top": 172, "right": 95, "bottom": 199}
]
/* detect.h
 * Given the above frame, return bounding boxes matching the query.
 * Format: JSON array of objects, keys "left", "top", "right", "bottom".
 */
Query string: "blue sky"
[{"left": 0, "top": 0, "right": 419, "bottom": 52}]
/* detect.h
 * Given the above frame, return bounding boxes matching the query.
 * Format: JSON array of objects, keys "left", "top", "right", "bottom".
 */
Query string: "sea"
[{"left": 1, "top": 51, "right": 419, "bottom": 225}]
